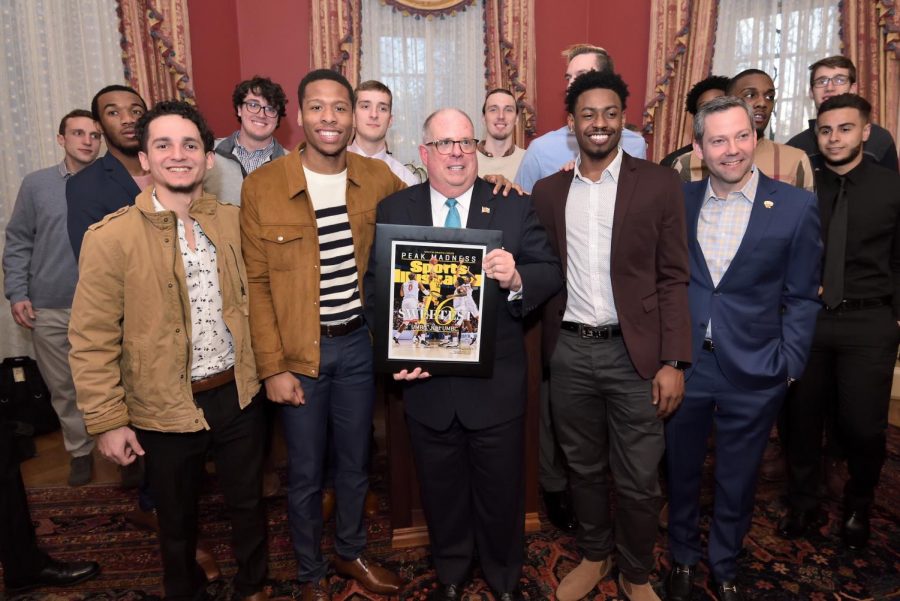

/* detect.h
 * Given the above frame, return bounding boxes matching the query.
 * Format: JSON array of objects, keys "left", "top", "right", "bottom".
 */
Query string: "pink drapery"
[
  {"left": 117, "top": 0, "right": 195, "bottom": 105},
  {"left": 641, "top": 0, "right": 718, "bottom": 162},
  {"left": 309, "top": 0, "right": 536, "bottom": 142},
  {"left": 841, "top": 0, "right": 900, "bottom": 147}
]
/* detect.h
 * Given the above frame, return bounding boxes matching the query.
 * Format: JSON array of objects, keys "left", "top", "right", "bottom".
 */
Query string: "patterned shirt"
[
  {"left": 152, "top": 190, "right": 234, "bottom": 379},
  {"left": 231, "top": 131, "right": 276, "bottom": 175},
  {"left": 697, "top": 167, "right": 760, "bottom": 338},
  {"left": 563, "top": 150, "right": 623, "bottom": 327}
]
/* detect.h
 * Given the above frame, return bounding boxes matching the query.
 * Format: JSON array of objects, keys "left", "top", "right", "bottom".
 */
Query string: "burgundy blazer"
[{"left": 532, "top": 153, "right": 692, "bottom": 379}]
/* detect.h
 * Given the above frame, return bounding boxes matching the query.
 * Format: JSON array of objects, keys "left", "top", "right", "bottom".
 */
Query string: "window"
[
  {"left": 360, "top": 1, "right": 486, "bottom": 166},
  {"left": 712, "top": 0, "right": 840, "bottom": 142}
]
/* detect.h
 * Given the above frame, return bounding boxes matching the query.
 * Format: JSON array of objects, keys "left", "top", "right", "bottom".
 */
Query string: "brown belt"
[
  {"left": 320, "top": 314, "right": 364, "bottom": 338},
  {"left": 191, "top": 366, "right": 235, "bottom": 395}
]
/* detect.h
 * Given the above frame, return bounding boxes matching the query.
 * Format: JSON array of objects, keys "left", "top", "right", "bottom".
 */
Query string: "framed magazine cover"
[{"left": 372, "top": 224, "right": 502, "bottom": 376}]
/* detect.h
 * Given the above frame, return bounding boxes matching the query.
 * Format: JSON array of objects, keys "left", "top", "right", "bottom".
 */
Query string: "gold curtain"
[
  {"left": 641, "top": 0, "right": 718, "bottom": 162},
  {"left": 310, "top": 0, "right": 363, "bottom": 88},
  {"left": 117, "top": 0, "right": 195, "bottom": 105},
  {"left": 484, "top": 0, "right": 537, "bottom": 143},
  {"left": 382, "top": 0, "right": 475, "bottom": 16},
  {"left": 841, "top": 0, "right": 900, "bottom": 146}
]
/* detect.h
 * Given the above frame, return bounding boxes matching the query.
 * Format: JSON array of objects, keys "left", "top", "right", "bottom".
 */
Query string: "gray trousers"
[
  {"left": 32, "top": 308, "right": 93, "bottom": 457},
  {"left": 550, "top": 330, "right": 663, "bottom": 584}
]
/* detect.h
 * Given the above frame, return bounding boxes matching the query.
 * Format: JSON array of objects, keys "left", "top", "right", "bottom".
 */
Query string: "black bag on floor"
[{"left": 0, "top": 355, "right": 60, "bottom": 437}]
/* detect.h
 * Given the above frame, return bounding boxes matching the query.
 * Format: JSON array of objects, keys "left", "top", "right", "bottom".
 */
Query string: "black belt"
[
  {"left": 824, "top": 296, "right": 891, "bottom": 312},
  {"left": 561, "top": 321, "right": 622, "bottom": 340},
  {"left": 320, "top": 314, "right": 364, "bottom": 338},
  {"left": 702, "top": 339, "right": 715, "bottom": 352},
  {"left": 191, "top": 366, "right": 235, "bottom": 395}
]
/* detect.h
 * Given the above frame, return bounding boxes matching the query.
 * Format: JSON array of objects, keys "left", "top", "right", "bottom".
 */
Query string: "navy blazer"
[
  {"left": 364, "top": 178, "right": 563, "bottom": 430},
  {"left": 66, "top": 152, "right": 141, "bottom": 260},
  {"left": 684, "top": 172, "right": 823, "bottom": 390}
]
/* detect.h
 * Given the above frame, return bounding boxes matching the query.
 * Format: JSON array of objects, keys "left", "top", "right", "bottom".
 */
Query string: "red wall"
[
  {"left": 532, "top": 0, "right": 651, "bottom": 137},
  {"left": 188, "top": 0, "right": 309, "bottom": 146},
  {"left": 189, "top": 0, "right": 651, "bottom": 146}
]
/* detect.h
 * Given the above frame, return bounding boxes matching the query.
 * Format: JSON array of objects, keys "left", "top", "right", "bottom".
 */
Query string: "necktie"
[
  {"left": 444, "top": 198, "right": 461, "bottom": 228},
  {"left": 822, "top": 177, "right": 847, "bottom": 309}
]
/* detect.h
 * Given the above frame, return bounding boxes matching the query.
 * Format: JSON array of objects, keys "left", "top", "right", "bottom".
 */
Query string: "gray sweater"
[{"left": 3, "top": 162, "right": 79, "bottom": 308}]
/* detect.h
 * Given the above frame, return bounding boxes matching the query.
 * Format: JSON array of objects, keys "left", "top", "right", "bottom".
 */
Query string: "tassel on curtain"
[{"left": 310, "top": 0, "right": 363, "bottom": 88}]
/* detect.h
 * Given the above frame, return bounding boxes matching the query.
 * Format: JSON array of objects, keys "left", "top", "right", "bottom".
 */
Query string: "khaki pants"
[{"left": 32, "top": 307, "right": 93, "bottom": 457}]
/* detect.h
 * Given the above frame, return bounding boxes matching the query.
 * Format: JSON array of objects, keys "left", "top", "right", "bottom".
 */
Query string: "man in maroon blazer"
[{"left": 532, "top": 70, "right": 692, "bottom": 601}]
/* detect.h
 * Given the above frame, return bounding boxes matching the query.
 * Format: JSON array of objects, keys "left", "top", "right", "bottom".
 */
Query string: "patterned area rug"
[{"left": 3, "top": 429, "right": 899, "bottom": 600}]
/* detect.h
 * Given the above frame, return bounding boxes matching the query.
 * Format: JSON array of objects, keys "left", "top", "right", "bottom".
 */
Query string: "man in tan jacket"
[{"left": 69, "top": 101, "right": 267, "bottom": 601}]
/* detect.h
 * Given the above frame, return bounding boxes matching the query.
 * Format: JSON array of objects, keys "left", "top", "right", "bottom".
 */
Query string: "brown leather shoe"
[
  {"left": 242, "top": 592, "right": 269, "bottom": 601},
  {"left": 196, "top": 540, "right": 221, "bottom": 582},
  {"left": 124, "top": 508, "right": 159, "bottom": 533},
  {"left": 364, "top": 489, "right": 379, "bottom": 517},
  {"left": 333, "top": 555, "right": 403, "bottom": 594},
  {"left": 301, "top": 578, "right": 331, "bottom": 601},
  {"left": 322, "top": 488, "right": 336, "bottom": 522},
  {"left": 262, "top": 469, "right": 280, "bottom": 498}
]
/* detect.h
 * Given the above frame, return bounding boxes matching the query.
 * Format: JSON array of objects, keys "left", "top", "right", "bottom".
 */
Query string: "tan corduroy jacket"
[
  {"left": 239, "top": 144, "right": 406, "bottom": 379},
  {"left": 69, "top": 188, "right": 260, "bottom": 435}
]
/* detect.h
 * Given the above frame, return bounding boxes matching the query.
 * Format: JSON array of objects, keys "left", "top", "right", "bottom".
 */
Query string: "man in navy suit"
[
  {"left": 365, "top": 108, "right": 562, "bottom": 601},
  {"left": 66, "top": 85, "right": 149, "bottom": 260},
  {"left": 663, "top": 95, "right": 822, "bottom": 601}
]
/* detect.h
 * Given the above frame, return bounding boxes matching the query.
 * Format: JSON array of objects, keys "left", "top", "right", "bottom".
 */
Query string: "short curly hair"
[
  {"left": 565, "top": 70, "right": 629, "bottom": 114},
  {"left": 685, "top": 76, "right": 729, "bottom": 115},
  {"left": 232, "top": 76, "right": 288, "bottom": 123},
  {"left": 136, "top": 100, "right": 215, "bottom": 154}
]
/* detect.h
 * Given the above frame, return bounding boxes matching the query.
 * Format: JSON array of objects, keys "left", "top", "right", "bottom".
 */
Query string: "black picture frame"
[{"left": 372, "top": 224, "right": 502, "bottom": 376}]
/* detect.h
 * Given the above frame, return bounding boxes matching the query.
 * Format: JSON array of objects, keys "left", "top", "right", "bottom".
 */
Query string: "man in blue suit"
[{"left": 663, "top": 96, "right": 822, "bottom": 601}]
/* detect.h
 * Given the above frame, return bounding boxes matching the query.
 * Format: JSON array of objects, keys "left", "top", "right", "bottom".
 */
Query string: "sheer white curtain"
[
  {"left": 712, "top": 0, "right": 840, "bottom": 142},
  {"left": 360, "top": 2, "right": 486, "bottom": 167},
  {"left": 0, "top": 0, "right": 123, "bottom": 359}
]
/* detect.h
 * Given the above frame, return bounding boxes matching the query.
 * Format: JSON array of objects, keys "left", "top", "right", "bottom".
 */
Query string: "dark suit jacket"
[
  {"left": 66, "top": 152, "right": 141, "bottom": 260},
  {"left": 684, "top": 173, "right": 822, "bottom": 390},
  {"left": 532, "top": 153, "right": 692, "bottom": 379},
  {"left": 364, "top": 178, "right": 562, "bottom": 430}
]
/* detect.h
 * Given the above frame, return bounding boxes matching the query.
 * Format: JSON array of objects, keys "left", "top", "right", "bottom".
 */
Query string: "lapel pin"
[
  {"left": 763, "top": 200, "right": 774, "bottom": 209},
  {"left": 481, "top": 206, "right": 491, "bottom": 214}
]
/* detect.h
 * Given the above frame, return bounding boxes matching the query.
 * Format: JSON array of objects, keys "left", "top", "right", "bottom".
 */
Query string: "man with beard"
[
  {"left": 787, "top": 56, "right": 897, "bottom": 172},
  {"left": 69, "top": 101, "right": 268, "bottom": 600},
  {"left": 780, "top": 94, "right": 900, "bottom": 549},
  {"left": 663, "top": 96, "right": 821, "bottom": 601},
  {"left": 671, "top": 69, "right": 815, "bottom": 193},
  {"left": 476, "top": 88, "right": 526, "bottom": 180},
  {"left": 204, "top": 76, "right": 289, "bottom": 204},
  {"left": 240, "top": 69, "right": 405, "bottom": 601},
  {"left": 532, "top": 70, "right": 691, "bottom": 601},
  {"left": 67, "top": 85, "right": 150, "bottom": 259}
]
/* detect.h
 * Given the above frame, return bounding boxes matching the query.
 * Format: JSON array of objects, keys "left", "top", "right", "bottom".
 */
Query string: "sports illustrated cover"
[
  {"left": 372, "top": 224, "right": 501, "bottom": 376},
  {"left": 388, "top": 242, "right": 485, "bottom": 363}
]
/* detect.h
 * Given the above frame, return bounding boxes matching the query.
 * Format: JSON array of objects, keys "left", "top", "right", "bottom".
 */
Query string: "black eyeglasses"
[
  {"left": 424, "top": 138, "right": 479, "bottom": 155},
  {"left": 812, "top": 75, "right": 851, "bottom": 88},
  {"left": 243, "top": 101, "right": 278, "bottom": 118}
]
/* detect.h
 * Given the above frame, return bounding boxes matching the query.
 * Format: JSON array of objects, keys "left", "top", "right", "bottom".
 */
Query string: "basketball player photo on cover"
[{"left": 370, "top": 224, "right": 501, "bottom": 377}]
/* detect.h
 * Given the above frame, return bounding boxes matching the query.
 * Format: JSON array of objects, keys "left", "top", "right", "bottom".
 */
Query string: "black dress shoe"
[
  {"left": 6, "top": 558, "right": 101, "bottom": 593},
  {"left": 664, "top": 563, "right": 695, "bottom": 601},
  {"left": 542, "top": 489, "right": 578, "bottom": 532},
  {"left": 842, "top": 508, "right": 870, "bottom": 550},
  {"left": 778, "top": 507, "right": 820, "bottom": 539},
  {"left": 429, "top": 582, "right": 463, "bottom": 601},
  {"left": 713, "top": 580, "right": 743, "bottom": 601}
]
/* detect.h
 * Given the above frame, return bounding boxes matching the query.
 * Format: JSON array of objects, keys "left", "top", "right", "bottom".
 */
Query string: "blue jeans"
[{"left": 281, "top": 326, "right": 374, "bottom": 582}]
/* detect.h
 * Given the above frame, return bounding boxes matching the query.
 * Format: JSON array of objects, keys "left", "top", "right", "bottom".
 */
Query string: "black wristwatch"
[{"left": 662, "top": 360, "right": 690, "bottom": 371}]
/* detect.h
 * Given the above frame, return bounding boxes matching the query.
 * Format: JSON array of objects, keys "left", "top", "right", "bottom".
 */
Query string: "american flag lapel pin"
[{"left": 481, "top": 206, "right": 491, "bottom": 214}]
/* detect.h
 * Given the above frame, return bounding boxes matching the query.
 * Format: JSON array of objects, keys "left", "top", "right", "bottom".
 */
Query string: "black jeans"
[{"left": 136, "top": 383, "right": 267, "bottom": 599}]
